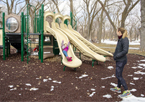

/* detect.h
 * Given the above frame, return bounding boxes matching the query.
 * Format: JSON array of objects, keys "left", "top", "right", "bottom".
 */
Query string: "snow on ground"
[
  {"left": 101, "top": 39, "right": 140, "bottom": 45},
  {"left": 133, "top": 77, "right": 139, "bottom": 80},
  {"left": 140, "top": 60, "right": 145, "bottom": 62},
  {"left": 130, "top": 89, "right": 137, "bottom": 92},
  {"left": 8, "top": 85, "right": 14, "bottom": 88},
  {"left": 110, "top": 82, "right": 117, "bottom": 87},
  {"left": 107, "top": 66, "right": 114, "bottom": 70},
  {"left": 101, "top": 74, "right": 115, "bottom": 80},
  {"left": 25, "top": 83, "right": 31, "bottom": 86},
  {"left": 50, "top": 86, "right": 54, "bottom": 91},
  {"left": 101, "top": 86, "right": 105, "bottom": 88},
  {"left": 134, "top": 71, "right": 145, "bottom": 75},
  {"left": 138, "top": 64, "right": 145, "bottom": 67},
  {"left": 52, "top": 80, "right": 61, "bottom": 84},
  {"left": 76, "top": 74, "right": 88, "bottom": 79},
  {"left": 103, "top": 62, "right": 145, "bottom": 101},
  {"left": 103, "top": 94, "right": 112, "bottom": 98},
  {"left": 30, "top": 88, "right": 39, "bottom": 91},
  {"left": 121, "top": 95, "right": 145, "bottom": 102},
  {"left": 130, "top": 82, "right": 135, "bottom": 85},
  {"left": 89, "top": 92, "right": 96, "bottom": 97}
]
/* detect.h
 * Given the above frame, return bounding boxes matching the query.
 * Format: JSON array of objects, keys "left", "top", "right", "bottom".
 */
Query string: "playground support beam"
[
  {"left": 39, "top": 9, "right": 41, "bottom": 60},
  {"left": 2, "top": 12, "right": 5, "bottom": 60},
  {"left": 70, "top": 11, "right": 73, "bottom": 26},
  {"left": 21, "top": 12, "right": 24, "bottom": 61},
  {"left": 41, "top": 4, "right": 44, "bottom": 63}
]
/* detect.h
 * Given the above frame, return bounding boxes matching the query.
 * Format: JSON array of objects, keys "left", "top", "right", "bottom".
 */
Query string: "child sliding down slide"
[{"left": 61, "top": 40, "right": 72, "bottom": 62}]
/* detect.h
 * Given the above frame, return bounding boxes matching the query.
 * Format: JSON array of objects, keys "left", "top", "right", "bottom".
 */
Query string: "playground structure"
[{"left": 0, "top": 4, "right": 113, "bottom": 70}]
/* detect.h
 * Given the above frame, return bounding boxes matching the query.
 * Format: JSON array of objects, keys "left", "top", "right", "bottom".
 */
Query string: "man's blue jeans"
[{"left": 116, "top": 60, "right": 128, "bottom": 90}]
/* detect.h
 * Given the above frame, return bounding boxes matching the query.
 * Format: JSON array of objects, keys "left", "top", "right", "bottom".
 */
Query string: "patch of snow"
[
  {"left": 121, "top": 95, "right": 145, "bottom": 102},
  {"left": 52, "top": 80, "right": 61, "bottom": 84},
  {"left": 101, "top": 86, "right": 105, "bottom": 88},
  {"left": 36, "top": 78, "right": 39, "bottom": 79},
  {"left": 48, "top": 78, "right": 52, "bottom": 80},
  {"left": 107, "top": 66, "right": 114, "bottom": 70},
  {"left": 10, "top": 87, "right": 17, "bottom": 91},
  {"left": 110, "top": 82, "right": 117, "bottom": 87},
  {"left": 103, "top": 94, "right": 112, "bottom": 98},
  {"left": 19, "top": 93, "right": 21, "bottom": 95},
  {"left": 8, "top": 85, "right": 14, "bottom": 88},
  {"left": 89, "top": 92, "right": 96, "bottom": 97},
  {"left": 140, "top": 60, "right": 145, "bottom": 62},
  {"left": 43, "top": 79, "right": 48, "bottom": 82},
  {"left": 128, "top": 75, "right": 133, "bottom": 76},
  {"left": 101, "top": 39, "right": 140, "bottom": 45},
  {"left": 26, "top": 83, "right": 31, "bottom": 86},
  {"left": 101, "top": 74, "right": 115, "bottom": 80},
  {"left": 130, "top": 89, "right": 137, "bottom": 92},
  {"left": 134, "top": 71, "right": 145, "bottom": 75},
  {"left": 139, "top": 64, "right": 145, "bottom": 67},
  {"left": 30, "top": 88, "right": 39, "bottom": 91},
  {"left": 50, "top": 86, "right": 54, "bottom": 91},
  {"left": 133, "top": 77, "right": 139, "bottom": 80},
  {"left": 141, "top": 94, "right": 144, "bottom": 97},
  {"left": 77, "top": 74, "right": 88, "bottom": 79},
  {"left": 131, "top": 67, "right": 137, "bottom": 69},
  {"left": 91, "top": 88, "right": 95, "bottom": 91},
  {"left": 138, "top": 66, "right": 143, "bottom": 68},
  {"left": 130, "top": 82, "right": 135, "bottom": 85},
  {"left": 129, "top": 47, "right": 139, "bottom": 50}
]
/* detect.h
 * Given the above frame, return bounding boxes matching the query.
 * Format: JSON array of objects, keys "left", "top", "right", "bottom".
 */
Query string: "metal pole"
[
  {"left": 39, "top": 9, "right": 41, "bottom": 60},
  {"left": 6, "top": 39, "right": 8, "bottom": 57},
  {"left": 2, "top": 12, "right": 5, "bottom": 60},
  {"left": 21, "top": 12, "right": 24, "bottom": 61},
  {"left": 41, "top": 4, "right": 44, "bottom": 63},
  {"left": 24, "top": 15, "right": 26, "bottom": 33},
  {"left": 27, "top": 5, "right": 29, "bottom": 64},
  {"left": 70, "top": 11, "right": 73, "bottom": 27}
]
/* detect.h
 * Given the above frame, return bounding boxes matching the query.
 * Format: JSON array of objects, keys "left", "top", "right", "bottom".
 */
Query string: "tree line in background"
[{"left": 0, "top": 0, "right": 145, "bottom": 51}]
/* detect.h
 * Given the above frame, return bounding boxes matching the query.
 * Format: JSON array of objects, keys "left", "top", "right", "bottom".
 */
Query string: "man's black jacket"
[{"left": 113, "top": 37, "right": 129, "bottom": 61}]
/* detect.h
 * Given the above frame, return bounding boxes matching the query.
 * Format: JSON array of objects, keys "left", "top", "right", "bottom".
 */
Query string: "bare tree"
[
  {"left": 82, "top": 0, "right": 102, "bottom": 41},
  {"left": 98, "top": 0, "right": 140, "bottom": 37},
  {"left": 1, "top": 0, "right": 26, "bottom": 15},
  {"left": 140, "top": 0, "right": 145, "bottom": 51}
]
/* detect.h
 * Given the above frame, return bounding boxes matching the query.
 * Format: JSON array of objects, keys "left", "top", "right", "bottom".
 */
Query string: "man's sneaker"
[
  {"left": 110, "top": 87, "right": 121, "bottom": 93},
  {"left": 119, "top": 90, "right": 132, "bottom": 98}
]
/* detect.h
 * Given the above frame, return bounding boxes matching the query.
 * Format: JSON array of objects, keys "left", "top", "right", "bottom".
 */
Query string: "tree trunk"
[
  {"left": 87, "top": 16, "right": 91, "bottom": 40},
  {"left": 98, "top": 10, "right": 103, "bottom": 43},
  {"left": 70, "top": 0, "right": 73, "bottom": 14},
  {"left": 140, "top": 0, "right": 145, "bottom": 51}
]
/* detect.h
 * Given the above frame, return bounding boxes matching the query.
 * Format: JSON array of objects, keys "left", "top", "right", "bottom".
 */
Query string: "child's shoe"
[
  {"left": 69, "top": 57, "right": 72, "bottom": 60},
  {"left": 119, "top": 90, "right": 132, "bottom": 98},
  {"left": 68, "top": 59, "right": 72, "bottom": 62},
  {"left": 110, "top": 87, "right": 121, "bottom": 93}
]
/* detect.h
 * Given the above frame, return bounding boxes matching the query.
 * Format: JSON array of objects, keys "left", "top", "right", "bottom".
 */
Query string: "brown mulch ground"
[{"left": 0, "top": 49, "right": 145, "bottom": 102}]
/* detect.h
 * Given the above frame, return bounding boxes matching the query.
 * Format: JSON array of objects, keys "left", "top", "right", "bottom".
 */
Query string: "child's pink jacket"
[{"left": 61, "top": 40, "right": 70, "bottom": 52}]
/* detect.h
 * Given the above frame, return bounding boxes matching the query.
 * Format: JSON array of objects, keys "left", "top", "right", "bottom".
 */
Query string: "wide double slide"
[
  {"left": 63, "top": 15, "right": 113, "bottom": 57},
  {"left": 44, "top": 12, "right": 82, "bottom": 68},
  {"left": 54, "top": 14, "right": 106, "bottom": 62}
]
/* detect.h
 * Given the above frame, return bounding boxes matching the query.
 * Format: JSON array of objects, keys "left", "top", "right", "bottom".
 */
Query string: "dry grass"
[
  {"left": 94, "top": 43, "right": 145, "bottom": 56},
  {"left": 93, "top": 43, "right": 140, "bottom": 48}
]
